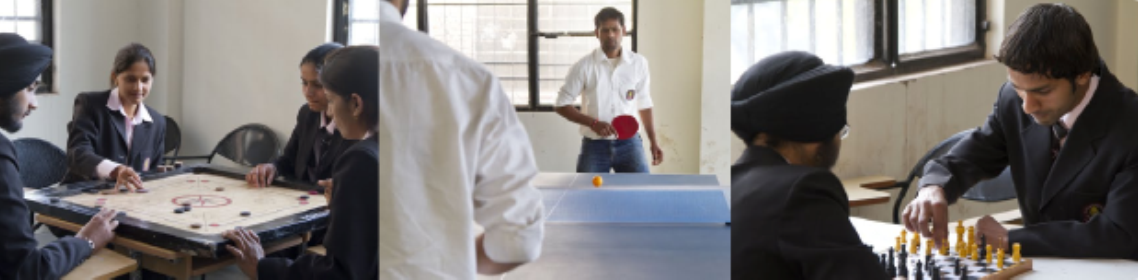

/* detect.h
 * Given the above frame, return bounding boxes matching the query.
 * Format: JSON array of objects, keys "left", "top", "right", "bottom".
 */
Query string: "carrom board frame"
[{"left": 24, "top": 164, "right": 328, "bottom": 258}]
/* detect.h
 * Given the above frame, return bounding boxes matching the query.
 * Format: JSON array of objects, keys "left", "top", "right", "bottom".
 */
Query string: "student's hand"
[
  {"left": 975, "top": 215, "right": 1010, "bottom": 252},
  {"left": 75, "top": 208, "right": 119, "bottom": 253},
  {"left": 902, "top": 185, "right": 950, "bottom": 248},
  {"left": 475, "top": 234, "right": 525, "bottom": 275},
  {"left": 318, "top": 179, "right": 334, "bottom": 202},
  {"left": 111, "top": 165, "right": 143, "bottom": 191},
  {"left": 224, "top": 229, "right": 264, "bottom": 280},
  {"left": 245, "top": 164, "right": 277, "bottom": 188},
  {"left": 590, "top": 121, "right": 616, "bottom": 137},
  {"left": 650, "top": 144, "right": 664, "bottom": 166}
]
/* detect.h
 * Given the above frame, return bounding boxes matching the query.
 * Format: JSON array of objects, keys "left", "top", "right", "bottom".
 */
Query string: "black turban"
[
  {"left": 0, "top": 33, "right": 52, "bottom": 98},
  {"left": 731, "top": 51, "right": 854, "bottom": 143}
]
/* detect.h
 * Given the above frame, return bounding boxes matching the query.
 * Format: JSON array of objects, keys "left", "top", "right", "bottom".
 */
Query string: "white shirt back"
[{"left": 379, "top": 2, "right": 546, "bottom": 279}]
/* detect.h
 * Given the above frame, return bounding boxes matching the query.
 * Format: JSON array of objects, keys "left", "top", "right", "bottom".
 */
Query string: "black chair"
[
  {"left": 13, "top": 138, "right": 68, "bottom": 189},
  {"left": 892, "top": 129, "right": 975, "bottom": 224},
  {"left": 168, "top": 124, "right": 281, "bottom": 167},
  {"left": 13, "top": 138, "right": 68, "bottom": 230},
  {"left": 165, "top": 116, "right": 182, "bottom": 157},
  {"left": 961, "top": 166, "right": 1017, "bottom": 202}
]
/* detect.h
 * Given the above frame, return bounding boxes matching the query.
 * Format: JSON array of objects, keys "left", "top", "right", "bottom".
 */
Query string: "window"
[
  {"left": 365, "top": 0, "right": 637, "bottom": 110},
  {"left": 333, "top": 0, "right": 381, "bottom": 46},
  {"left": 730, "top": 0, "right": 985, "bottom": 83},
  {"left": 0, "top": 0, "right": 53, "bottom": 93}
]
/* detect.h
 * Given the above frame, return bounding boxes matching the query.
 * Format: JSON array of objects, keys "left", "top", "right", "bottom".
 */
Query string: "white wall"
[
  {"left": 179, "top": 0, "right": 329, "bottom": 156},
  {"left": 701, "top": 0, "right": 731, "bottom": 184},
  {"left": 524, "top": 0, "right": 731, "bottom": 183}
]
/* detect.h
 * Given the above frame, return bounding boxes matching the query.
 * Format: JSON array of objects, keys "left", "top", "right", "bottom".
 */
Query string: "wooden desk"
[
  {"left": 840, "top": 176, "right": 894, "bottom": 207},
  {"left": 62, "top": 250, "right": 137, "bottom": 280},
  {"left": 851, "top": 216, "right": 1138, "bottom": 279},
  {"left": 38, "top": 215, "right": 307, "bottom": 280}
]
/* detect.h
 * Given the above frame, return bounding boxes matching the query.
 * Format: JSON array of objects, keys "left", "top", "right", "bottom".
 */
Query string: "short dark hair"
[
  {"left": 594, "top": 7, "right": 625, "bottom": 29},
  {"left": 995, "top": 3, "right": 1099, "bottom": 82},
  {"left": 111, "top": 43, "right": 156, "bottom": 86},
  {"left": 320, "top": 46, "right": 379, "bottom": 128},
  {"left": 300, "top": 42, "right": 344, "bottom": 71}
]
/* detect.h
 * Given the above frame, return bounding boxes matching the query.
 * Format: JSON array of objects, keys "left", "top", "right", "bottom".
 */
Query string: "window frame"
[
  {"left": 334, "top": 0, "right": 639, "bottom": 111},
  {"left": 4, "top": 0, "right": 55, "bottom": 93},
  {"left": 731, "top": 0, "right": 987, "bottom": 83}
]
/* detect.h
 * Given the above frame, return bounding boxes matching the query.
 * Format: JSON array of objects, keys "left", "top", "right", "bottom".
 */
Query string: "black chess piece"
[
  {"left": 962, "top": 266, "right": 969, "bottom": 279},
  {"left": 916, "top": 262, "right": 923, "bottom": 277},
  {"left": 881, "top": 253, "right": 887, "bottom": 270},
  {"left": 888, "top": 248, "right": 895, "bottom": 271},
  {"left": 899, "top": 259, "right": 909, "bottom": 277},
  {"left": 931, "top": 268, "right": 941, "bottom": 280},
  {"left": 979, "top": 234, "right": 987, "bottom": 257}
]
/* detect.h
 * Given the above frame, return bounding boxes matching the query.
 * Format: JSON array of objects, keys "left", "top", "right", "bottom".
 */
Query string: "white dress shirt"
[
  {"left": 1057, "top": 75, "right": 1100, "bottom": 146},
  {"left": 95, "top": 88, "right": 153, "bottom": 178},
  {"left": 556, "top": 45, "right": 652, "bottom": 140},
  {"left": 379, "top": 2, "right": 545, "bottom": 279}
]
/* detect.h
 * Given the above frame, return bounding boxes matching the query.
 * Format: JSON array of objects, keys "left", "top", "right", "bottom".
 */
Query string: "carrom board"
[{"left": 25, "top": 165, "right": 329, "bottom": 258}]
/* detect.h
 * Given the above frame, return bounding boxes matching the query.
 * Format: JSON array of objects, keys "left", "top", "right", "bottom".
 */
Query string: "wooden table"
[
  {"left": 851, "top": 215, "right": 1138, "bottom": 279},
  {"left": 840, "top": 176, "right": 894, "bottom": 207},
  {"left": 38, "top": 215, "right": 307, "bottom": 280},
  {"left": 62, "top": 249, "right": 137, "bottom": 280}
]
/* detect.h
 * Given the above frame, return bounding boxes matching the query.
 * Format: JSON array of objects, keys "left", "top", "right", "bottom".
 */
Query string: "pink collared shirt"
[
  {"left": 1058, "top": 75, "right": 1100, "bottom": 146},
  {"left": 96, "top": 88, "right": 154, "bottom": 179}
]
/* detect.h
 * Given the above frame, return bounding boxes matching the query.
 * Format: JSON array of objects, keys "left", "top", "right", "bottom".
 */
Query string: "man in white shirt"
[
  {"left": 555, "top": 7, "right": 663, "bottom": 173},
  {"left": 379, "top": 0, "right": 545, "bottom": 278}
]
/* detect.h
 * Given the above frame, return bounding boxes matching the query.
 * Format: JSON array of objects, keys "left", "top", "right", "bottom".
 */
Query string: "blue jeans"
[{"left": 576, "top": 134, "right": 650, "bottom": 173}]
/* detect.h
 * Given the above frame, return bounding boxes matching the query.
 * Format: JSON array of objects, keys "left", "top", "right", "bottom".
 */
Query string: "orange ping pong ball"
[{"left": 592, "top": 176, "right": 603, "bottom": 188}]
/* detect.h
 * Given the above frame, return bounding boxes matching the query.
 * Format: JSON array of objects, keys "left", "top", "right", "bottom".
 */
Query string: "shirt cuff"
[
  {"left": 482, "top": 220, "right": 545, "bottom": 263},
  {"left": 96, "top": 160, "right": 123, "bottom": 179}
]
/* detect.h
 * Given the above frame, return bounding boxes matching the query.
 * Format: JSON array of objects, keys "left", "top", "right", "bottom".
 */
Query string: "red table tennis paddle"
[{"left": 612, "top": 115, "right": 639, "bottom": 140}]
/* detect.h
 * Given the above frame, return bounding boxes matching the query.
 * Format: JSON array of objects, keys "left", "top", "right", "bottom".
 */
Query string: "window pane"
[
  {"left": 0, "top": 0, "right": 14, "bottom": 17},
  {"left": 900, "top": 0, "right": 975, "bottom": 54},
  {"left": 15, "top": 0, "right": 34, "bottom": 17},
  {"left": 352, "top": 0, "right": 379, "bottom": 20},
  {"left": 349, "top": 22, "right": 378, "bottom": 45},
  {"left": 0, "top": 21, "right": 13, "bottom": 33},
  {"left": 537, "top": 35, "right": 629, "bottom": 106},
  {"left": 731, "top": 0, "right": 873, "bottom": 82},
  {"left": 427, "top": 0, "right": 530, "bottom": 105},
  {"left": 403, "top": 0, "right": 418, "bottom": 29},
  {"left": 537, "top": 0, "right": 632, "bottom": 32}
]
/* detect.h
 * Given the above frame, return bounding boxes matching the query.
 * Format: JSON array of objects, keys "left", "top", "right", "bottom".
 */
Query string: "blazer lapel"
[
  {"left": 108, "top": 109, "right": 129, "bottom": 151},
  {"left": 1020, "top": 124, "right": 1052, "bottom": 213},
  {"left": 1038, "top": 74, "right": 1117, "bottom": 211},
  {"left": 131, "top": 121, "right": 154, "bottom": 168},
  {"left": 295, "top": 113, "right": 320, "bottom": 177}
]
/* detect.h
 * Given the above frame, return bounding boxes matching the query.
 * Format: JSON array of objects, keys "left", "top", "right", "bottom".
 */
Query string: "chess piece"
[
  {"left": 971, "top": 244, "right": 979, "bottom": 262},
  {"left": 979, "top": 235, "right": 987, "bottom": 257},
  {"left": 899, "top": 259, "right": 908, "bottom": 277},
  {"left": 967, "top": 226, "right": 975, "bottom": 248},
  {"left": 986, "top": 244, "right": 993, "bottom": 264},
  {"left": 925, "top": 239, "right": 933, "bottom": 256},
  {"left": 897, "top": 237, "right": 902, "bottom": 252},
  {"left": 1013, "top": 243, "right": 1022, "bottom": 263},
  {"left": 940, "top": 239, "right": 949, "bottom": 256},
  {"left": 902, "top": 230, "right": 908, "bottom": 244},
  {"left": 911, "top": 234, "right": 920, "bottom": 254},
  {"left": 998, "top": 248, "right": 1006, "bottom": 269},
  {"left": 956, "top": 220, "right": 965, "bottom": 248}
]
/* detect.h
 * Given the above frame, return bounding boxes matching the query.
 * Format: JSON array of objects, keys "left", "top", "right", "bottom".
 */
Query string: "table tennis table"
[{"left": 481, "top": 173, "right": 730, "bottom": 280}]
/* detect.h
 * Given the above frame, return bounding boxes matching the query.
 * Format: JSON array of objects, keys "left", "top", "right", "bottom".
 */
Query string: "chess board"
[
  {"left": 25, "top": 165, "right": 330, "bottom": 258},
  {"left": 877, "top": 242, "right": 1033, "bottom": 280}
]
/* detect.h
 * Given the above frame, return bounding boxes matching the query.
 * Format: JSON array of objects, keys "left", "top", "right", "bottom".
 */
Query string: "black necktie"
[{"left": 1051, "top": 122, "right": 1069, "bottom": 161}]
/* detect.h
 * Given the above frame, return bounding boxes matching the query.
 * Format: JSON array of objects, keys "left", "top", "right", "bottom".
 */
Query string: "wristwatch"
[{"left": 75, "top": 235, "right": 95, "bottom": 250}]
